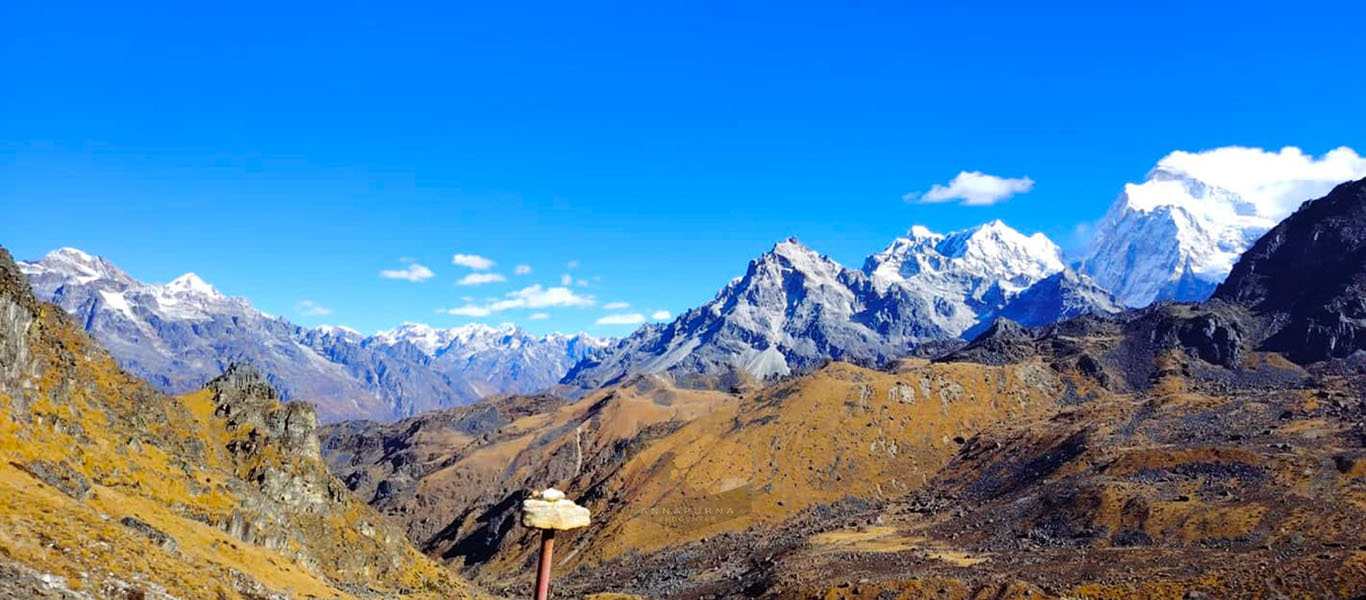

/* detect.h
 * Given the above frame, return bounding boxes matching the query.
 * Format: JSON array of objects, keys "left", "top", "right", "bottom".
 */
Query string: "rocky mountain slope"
[
  {"left": 320, "top": 180, "right": 1366, "bottom": 598},
  {"left": 20, "top": 248, "right": 607, "bottom": 422},
  {"left": 1214, "top": 176, "right": 1366, "bottom": 362},
  {"left": 0, "top": 246, "right": 474, "bottom": 598},
  {"left": 564, "top": 223, "right": 1118, "bottom": 390}
]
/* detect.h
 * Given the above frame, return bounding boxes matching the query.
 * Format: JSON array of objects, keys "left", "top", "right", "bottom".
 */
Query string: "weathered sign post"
[{"left": 521, "top": 488, "right": 591, "bottom": 600}]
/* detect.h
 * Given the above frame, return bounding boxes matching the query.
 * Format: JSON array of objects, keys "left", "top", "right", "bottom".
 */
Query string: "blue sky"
[{"left": 3, "top": 1, "right": 1365, "bottom": 336}]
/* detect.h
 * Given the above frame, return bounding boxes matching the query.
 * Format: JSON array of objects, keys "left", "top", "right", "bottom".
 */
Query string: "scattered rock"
[{"left": 119, "top": 516, "right": 178, "bottom": 553}]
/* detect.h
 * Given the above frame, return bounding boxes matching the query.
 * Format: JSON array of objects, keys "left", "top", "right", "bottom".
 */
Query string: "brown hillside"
[{"left": 326, "top": 358, "right": 1066, "bottom": 596}]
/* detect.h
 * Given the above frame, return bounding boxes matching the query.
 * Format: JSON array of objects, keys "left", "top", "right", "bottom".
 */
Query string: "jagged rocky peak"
[
  {"left": 1214, "top": 176, "right": 1366, "bottom": 363},
  {"left": 748, "top": 236, "right": 855, "bottom": 292}
]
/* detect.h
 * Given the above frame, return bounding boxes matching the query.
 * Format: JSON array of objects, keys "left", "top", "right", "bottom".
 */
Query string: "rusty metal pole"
[
  {"left": 533, "top": 529, "right": 555, "bottom": 600},
  {"left": 523, "top": 488, "right": 587, "bottom": 600}
]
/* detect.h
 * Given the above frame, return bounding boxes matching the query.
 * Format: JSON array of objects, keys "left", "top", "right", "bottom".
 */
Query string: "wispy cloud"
[
  {"left": 379, "top": 262, "right": 434, "bottom": 282},
  {"left": 603, "top": 301, "right": 631, "bottom": 310},
  {"left": 492, "top": 285, "right": 594, "bottom": 310},
  {"left": 296, "top": 299, "right": 333, "bottom": 316},
  {"left": 457, "top": 272, "right": 507, "bottom": 286},
  {"left": 651, "top": 310, "right": 672, "bottom": 320},
  {"left": 908, "top": 171, "right": 1035, "bottom": 206},
  {"left": 596, "top": 313, "right": 645, "bottom": 325},
  {"left": 566, "top": 259, "right": 580, "bottom": 270},
  {"left": 451, "top": 253, "right": 495, "bottom": 270},
  {"left": 443, "top": 284, "right": 595, "bottom": 317},
  {"left": 560, "top": 273, "right": 573, "bottom": 286},
  {"left": 514, "top": 264, "right": 533, "bottom": 275},
  {"left": 528, "top": 312, "right": 550, "bottom": 320},
  {"left": 444, "top": 304, "right": 492, "bottom": 317}
]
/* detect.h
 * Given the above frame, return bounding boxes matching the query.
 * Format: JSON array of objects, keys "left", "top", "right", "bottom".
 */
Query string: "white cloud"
[
  {"left": 491, "top": 285, "right": 595, "bottom": 310},
  {"left": 379, "top": 262, "right": 434, "bottom": 282},
  {"left": 528, "top": 312, "right": 550, "bottom": 320},
  {"left": 576, "top": 279, "right": 589, "bottom": 287},
  {"left": 651, "top": 310, "right": 672, "bottom": 320},
  {"left": 457, "top": 272, "right": 507, "bottom": 286},
  {"left": 560, "top": 273, "right": 573, "bottom": 286},
  {"left": 909, "top": 171, "right": 1035, "bottom": 206},
  {"left": 444, "top": 304, "right": 493, "bottom": 317},
  {"left": 296, "top": 299, "right": 332, "bottom": 316},
  {"left": 596, "top": 313, "right": 646, "bottom": 326},
  {"left": 1143, "top": 145, "right": 1366, "bottom": 218},
  {"left": 514, "top": 264, "right": 533, "bottom": 275},
  {"left": 451, "top": 253, "right": 495, "bottom": 270},
  {"left": 566, "top": 260, "right": 580, "bottom": 269},
  {"left": 442, "top": 285, "right": 593, "bottom": 317},
  {"left": 603, "top": 301, "right": 631, "bottom": 310}
]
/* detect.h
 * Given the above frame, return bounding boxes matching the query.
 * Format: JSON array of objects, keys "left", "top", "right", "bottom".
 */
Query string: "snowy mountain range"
[
  {"left": 19, "top": 248, "right": 609, "bottom": 422},
  {"left": 563, "top": 223, "right": 1119, "bottom": 389},
  {"left": 25, "top": 148, "right": 1361, "bottom": 416}
]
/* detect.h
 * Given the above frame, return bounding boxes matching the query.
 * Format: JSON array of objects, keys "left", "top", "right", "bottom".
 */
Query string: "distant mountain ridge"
[
  {"left": 37, "top": 163, "right": 1364, "bottom": 416},
  {"left": 20, "top": 248, "right": 609, "bottom": 422},
  {"left": 563, "top": 222, "right": 1120, "bottom": 389}
]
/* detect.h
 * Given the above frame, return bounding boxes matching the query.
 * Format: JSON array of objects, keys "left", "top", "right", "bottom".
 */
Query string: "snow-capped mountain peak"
[
  {"left": 759, "top": 237, "right": 852, "bottom": 295},
  {"left": 863, "top": 221, "right": 1065, "bottom": 335},
  {"left": 1080, "top": 146, "right": 1366, "bottom": 308},
  {"left": 21, "top": 247, "right": 133, "bottom": 286},
  {"left": 164, "top": 272, "right": 223, "bottom": 298}
]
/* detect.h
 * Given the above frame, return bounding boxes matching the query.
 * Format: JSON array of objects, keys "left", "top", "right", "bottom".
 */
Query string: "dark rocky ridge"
[{"left": 1215, "top": 176, "right": 1366, "bottom": 362}]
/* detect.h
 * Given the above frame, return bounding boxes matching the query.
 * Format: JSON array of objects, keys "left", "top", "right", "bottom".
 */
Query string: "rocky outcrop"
[
  {"left": 0, "top": 247, "right": 38, "bottom": 415},
  {"left": 940, "top": 319, "right": 1038, "bottom": 366},
  {"left": 210, "top": 363, "right": 323, "bottom": 462},
  {"left": 1214, "top": 177, "right": 1366, "bottom": 363}
]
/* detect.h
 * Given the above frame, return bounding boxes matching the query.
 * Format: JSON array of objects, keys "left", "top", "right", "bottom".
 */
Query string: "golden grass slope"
[
  {"left": 576, "top": 360, "right": 1063, "bottom": 564},
  {"left": 344, "top": 356, "right": 1064, "bottom": 594}
]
